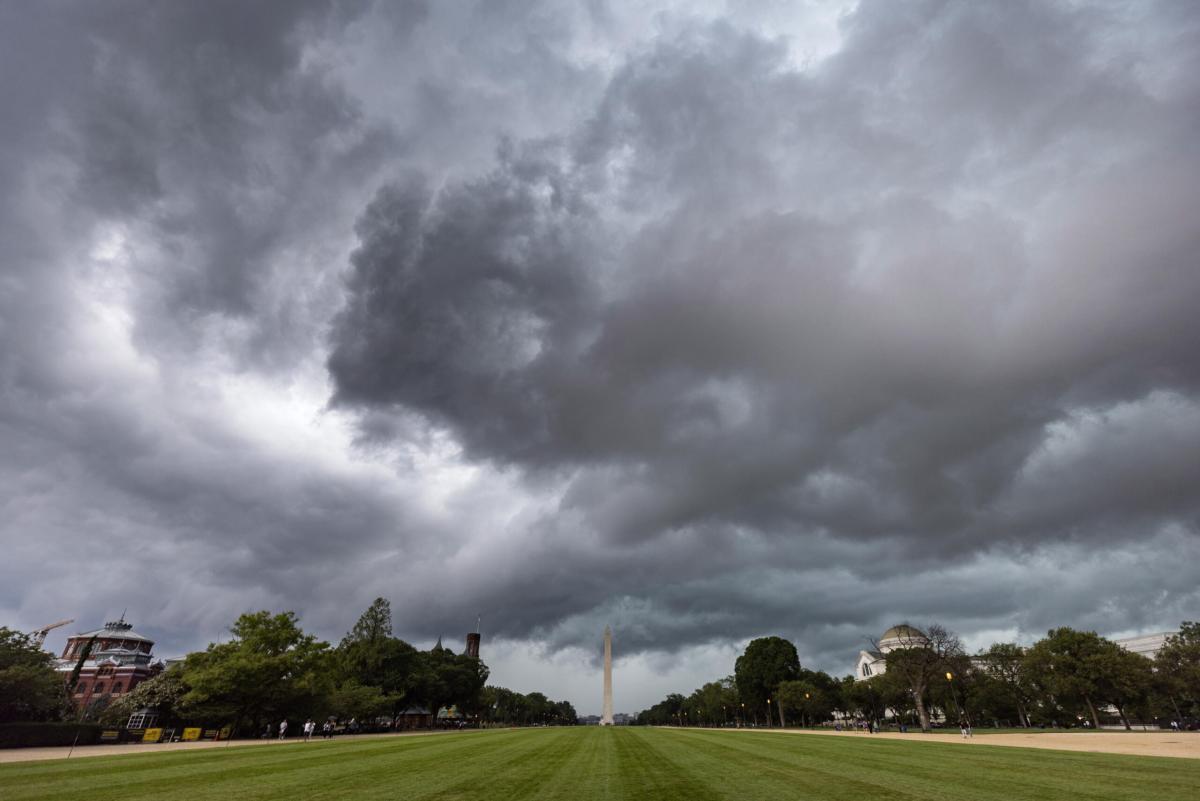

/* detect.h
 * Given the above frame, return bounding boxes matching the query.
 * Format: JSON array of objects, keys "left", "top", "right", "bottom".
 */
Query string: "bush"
[{"left": 0, "top": 722, "right": 103, "bottom": 748}]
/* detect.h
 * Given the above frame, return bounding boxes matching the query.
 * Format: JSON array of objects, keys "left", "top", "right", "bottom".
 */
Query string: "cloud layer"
[{"left": 2, "top": 0, "right": 1198, "bottom": 712}]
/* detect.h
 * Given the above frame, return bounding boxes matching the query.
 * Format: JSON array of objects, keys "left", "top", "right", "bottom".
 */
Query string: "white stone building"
[
  {"left": 1112, "top": 631, "right": 1175, "bottom": 660},
  {"left": 854, "top": 624, "right": 928, "bottom": 681}
]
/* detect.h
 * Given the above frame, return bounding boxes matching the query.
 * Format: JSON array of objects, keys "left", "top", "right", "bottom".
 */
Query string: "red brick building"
[{"left": 56, "top": 617, "right": 164, "bottom": 709}]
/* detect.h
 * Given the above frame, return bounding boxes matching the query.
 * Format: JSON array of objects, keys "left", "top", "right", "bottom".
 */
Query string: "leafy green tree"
[
  {"left": 1024, "top": 627, "right": 1118, "bottom": 729},
  {"left": 180, "top": 611, "right": 333, "bottom": 732},
  {"left": 1157, "top": 622, "right": 1200, "bottom": 718},
  {"left": 841, "top": 674, "right": 891, "bottom": 723},
  {"left": 553, "top": 700, "right": 577, "bottom": 724},
  {"left": 0, "top": 628, "right": 65, "bottom": 722},
  {"left": 337, "top": 598, "right": 423, "bottom": 716},
  {"left": 339, "top": 598, "right": 393, "bottom": 688},
  {"left": 978, "top": 642, "right": 1033, "bottom": 726},
  {"left": 99, "top": 665, "right": 188, "bottom": 726},
  {"left": 674, "top": 677, "right": 737, "bottom": 727},
  {"left": 776, "top": 680, "right": 817, "bottom": 726},
  {"left": 329, "top": 680, "right": 390, "bottom": 722},
  {"left": 883, "top": 624, "right": 963, "bottom": 732},
  {"left": 1098, "top": 646, "right": 1154, "bottom": 730},
  {"left": 637, "top": 692, "right": 686, "bottom": 726},
  {"left": 776, "top": 669, "right": 839, "bottom": 726},
  {"left": 342, "top": 598, "right": 393, "bottom": 646},
  {"left": 412, "top": 644, "right": 489, "bottom": 723},
  {"left": 734, "top": 636, "right": 800, "bottom": 726}
]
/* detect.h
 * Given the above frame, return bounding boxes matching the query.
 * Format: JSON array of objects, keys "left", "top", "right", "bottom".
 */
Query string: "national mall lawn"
[{"left": 3, "top": 728, "right": 1197, "bottom": 801}]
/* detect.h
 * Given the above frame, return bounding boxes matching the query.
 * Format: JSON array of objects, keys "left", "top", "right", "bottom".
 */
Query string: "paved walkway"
[
  {"left": 0, "top": 729, "right": 467, "bottom": 765},
  {"left": 722, "top": 726, "right": 1200, "bottom": 759}
]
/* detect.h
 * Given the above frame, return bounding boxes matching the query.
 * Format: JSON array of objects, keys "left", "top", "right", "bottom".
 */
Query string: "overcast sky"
[{"left": 2, "top": 0, "right": 1198, "bottom": 716}]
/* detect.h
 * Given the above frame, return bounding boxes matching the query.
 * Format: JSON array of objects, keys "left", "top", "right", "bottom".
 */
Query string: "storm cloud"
[{"left": 2, "top": 0, "right": 1198, "bottom": 713}]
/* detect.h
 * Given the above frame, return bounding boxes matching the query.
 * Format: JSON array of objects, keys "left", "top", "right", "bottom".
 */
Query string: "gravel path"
[
  {"left": 730, "top": 726, "right": 1200, "bottom": 759},
  {"left": 0, "top": 729, "right": 467, "bottom": 764}
]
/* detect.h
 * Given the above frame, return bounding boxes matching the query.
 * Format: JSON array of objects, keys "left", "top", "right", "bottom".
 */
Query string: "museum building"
[
  {"left": 854, "top": 624, "right": 928, "bottom": 680},
  {"left": 56, "top": 617, "right": 165, "bottom": 707}
]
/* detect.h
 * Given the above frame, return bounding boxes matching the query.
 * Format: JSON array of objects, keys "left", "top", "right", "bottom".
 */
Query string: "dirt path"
[
  {"left": 0, "top": 729, "right": 472, "bottom": 765},
  {"left": 726, "top": 726, "right": 1200, "bottom": 759}
]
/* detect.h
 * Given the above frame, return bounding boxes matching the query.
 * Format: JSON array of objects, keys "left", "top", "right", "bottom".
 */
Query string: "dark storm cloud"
[
  {"left": 2, "top": 0, "right": 1198, "bottom": 705},
  {"left": 329, "top": 0, "right": 1200, "bottom": 657}
]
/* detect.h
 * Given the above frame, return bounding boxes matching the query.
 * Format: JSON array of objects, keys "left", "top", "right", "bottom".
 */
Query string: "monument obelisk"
[{"left": 600, "top": 625, "right": 614, "bottom": 725}]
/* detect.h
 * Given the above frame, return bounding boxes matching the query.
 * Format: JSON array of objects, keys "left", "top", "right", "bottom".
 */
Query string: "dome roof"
[
  {"left": 881, "top": 624, "right": 927, "bottom": 642},
  {"left": 72, "top": 619, "right": 154, "bottom": 643}
]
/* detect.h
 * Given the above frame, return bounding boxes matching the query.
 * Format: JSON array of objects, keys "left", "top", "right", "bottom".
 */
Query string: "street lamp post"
[
  {"left": 945, "top": 672, "right": 969, "bottom": 729},
  {"left": 740, "top": 702, "right": 745, "bottom": 729},
  {"left": 766, "top": 698, "right": 772, "bottom": 729}
]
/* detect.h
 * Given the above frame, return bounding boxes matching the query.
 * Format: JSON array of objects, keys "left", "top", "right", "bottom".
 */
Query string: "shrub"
[{"left": 0, "top": 722, "right": 103, "bottom": 748}]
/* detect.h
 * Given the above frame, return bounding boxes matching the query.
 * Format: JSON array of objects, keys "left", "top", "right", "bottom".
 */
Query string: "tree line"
[
  {"left": 637, "top": 622, "right": 1200, "bottom": 731},
  {"left": 0, "top": 598, "right": 576, "bottom": 734}
]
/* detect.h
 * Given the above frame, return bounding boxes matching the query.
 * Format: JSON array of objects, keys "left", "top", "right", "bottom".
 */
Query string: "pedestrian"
[
  {"left": 349, "top": 717, "right": 359, "bottom": 734},
  {"left": 278, "top": 719, "right": 288, "bottom": 740},
  {"left": 303, "top": 718, "right": 315, "bottom": 742},
  {"left": 322, "top": 720, "right": 333, "bottom": 739},
  {"left": 262, "top": 723, "right": 272, "bottom": 739},
  {"left": 960, "top": 719, "right": 968, "bottom": 738}
]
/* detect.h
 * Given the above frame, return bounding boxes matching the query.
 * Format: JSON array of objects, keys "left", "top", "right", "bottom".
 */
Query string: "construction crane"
[{"left": 28, "top": 619, "right": 74, "bottom": 648}]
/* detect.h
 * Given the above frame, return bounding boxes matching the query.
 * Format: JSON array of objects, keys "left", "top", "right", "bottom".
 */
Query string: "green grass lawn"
[{"left": 2, "top": 727, "right": 1196, "bottom": 801}]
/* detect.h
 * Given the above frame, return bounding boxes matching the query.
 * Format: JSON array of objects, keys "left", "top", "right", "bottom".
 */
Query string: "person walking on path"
[
  {"left": 278, "top": 719, "right": 288, "bottom": 740},
  {"left": 322, "top": 720, "right": 333, "bottom": 739},
  {"left": 303, "top": 719, "right": 316, "bottom": 742}
]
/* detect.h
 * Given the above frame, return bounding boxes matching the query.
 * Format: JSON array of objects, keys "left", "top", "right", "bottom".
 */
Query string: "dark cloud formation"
[
  {"left": 329, "top": 1, "right": 1200, "bottom": 646},
  {"left": 2, "top": 0, "right": 1199, "bottom": 712}
]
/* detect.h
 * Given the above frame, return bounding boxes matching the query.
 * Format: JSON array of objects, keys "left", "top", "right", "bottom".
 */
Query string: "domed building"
[
  {"left": 855, "top": 624, "right": 928, "bottom": 680},
  {"left": 55, "top": 616, "right": 164, "bottom": 708}
]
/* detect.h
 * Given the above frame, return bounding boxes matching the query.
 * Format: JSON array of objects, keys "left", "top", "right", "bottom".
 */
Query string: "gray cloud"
[{"left": 2, "top": 0, "right": 1198, "bottom": 713}]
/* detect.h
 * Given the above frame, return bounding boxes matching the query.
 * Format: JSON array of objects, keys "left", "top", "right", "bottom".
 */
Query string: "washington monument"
[{"left": 600, "top": 625, "right": 614, "bottom": 725}]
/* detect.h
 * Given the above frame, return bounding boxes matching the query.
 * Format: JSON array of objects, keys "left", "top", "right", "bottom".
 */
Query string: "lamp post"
[
  {"left": 766, "top": 698, "right": 772, "bottom": 729},
  {"left": 804, "top": 692, "right": 811, "bottom": 728},
  {"left": 945, "top": 672, "right": 968, "bottom": 728},
  {"left": 740, "top": 702, "right": 746, "bottom": 729}
]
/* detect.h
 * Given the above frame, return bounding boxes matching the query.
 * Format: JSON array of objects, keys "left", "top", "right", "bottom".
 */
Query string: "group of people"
[
  {"left": 262, "top": 717, "right": 359, "bottom": 741},
  {"left": 833, "top": 720, "right": 877, "bottom": 733}
]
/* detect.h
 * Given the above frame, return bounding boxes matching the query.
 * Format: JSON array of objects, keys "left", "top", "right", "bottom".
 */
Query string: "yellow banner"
[
  {"left": 142, "top": 728, "right": 163, "bottom": 743},
  {"left": 181, "top": 727, "right": 202, "bottom": 741}
]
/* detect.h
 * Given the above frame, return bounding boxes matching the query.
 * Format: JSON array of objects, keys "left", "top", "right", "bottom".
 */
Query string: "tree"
[
  {"left": 1156, "top": 622, "right": 1200, "bottom": 718},
  {"left": 978, "top": 643, "right": 1033, "bottom": 727},
  {"left": 882, "top": 624, "right": 964, "bottom": 732},
  {"left": 180, "top": 611, "right": 333, "bottom": 732},
  {"left": 100, "top": 666, "right": 188, "bottom": 726},
  {"left": 841, "top": 675, "right": 891, "bottom": 723},
  {"left": 734, "top": 637, "right": 800, "bottom": 726},
  {"left": 0, "top": 628, "right": 65, "bottom": 722},
  {"left": 339, "top": 598, "right": 395, "bottom": 690},
  {"left": 337, "top": 599, "right": 422, "bottom": 716},
  {"left": 1024, "top": 627, "right": 1119, "bottom": 730},
  {"left": 341, "top": 598, "right": 393, "bottom": 647},
  {"left": 411, "top": 646, "right": 489, "bottom": 724},
  {"left": 776, "top": 669, "right": 839, "bottom": 726},
  {"left": 329, "top": 680, "right": 390, "bottom": 722}
]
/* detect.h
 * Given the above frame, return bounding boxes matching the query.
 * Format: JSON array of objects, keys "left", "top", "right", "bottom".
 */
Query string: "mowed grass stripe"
[
  {"left": 2, "top": 730, "right": 522, "bottom": 801},
  {"left": 3, "top": 727, "right": 1199, "bottom": 801},
  {"left": 663, "top": 729, "right": 1199, "bottom": 800}
]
